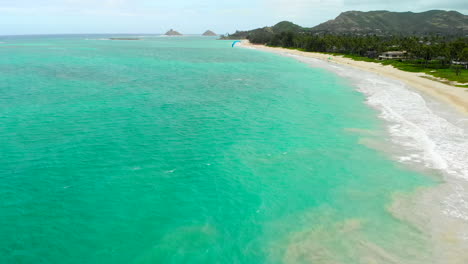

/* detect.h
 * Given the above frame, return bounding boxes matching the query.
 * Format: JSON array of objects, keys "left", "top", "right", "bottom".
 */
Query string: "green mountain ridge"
[
  {"left": 312, "top": 10, "right": 468, "bottom": 35},
  {"left": 223, "top": 10, "right": 467, "bottom": 39},
  {"left": 223, "top": 21, "right": 306, "bottom": 40},
  {"left": 271, "top": 21, "right": 305, "bottom": 33}
]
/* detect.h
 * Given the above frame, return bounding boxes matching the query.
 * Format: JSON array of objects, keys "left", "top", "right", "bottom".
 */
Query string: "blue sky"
[{"left": 1, "top": 0, "right": 466, "bottom": 35}]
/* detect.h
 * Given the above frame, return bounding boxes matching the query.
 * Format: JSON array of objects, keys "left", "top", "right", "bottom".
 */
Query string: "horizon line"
[{"left": 0, "top": 33, "right": 224, "bottom": 37}]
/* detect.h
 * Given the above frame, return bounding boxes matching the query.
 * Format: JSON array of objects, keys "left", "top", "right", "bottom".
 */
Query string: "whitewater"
[{"left": 258, "top": 49, "right": 468, "bottom": 262}]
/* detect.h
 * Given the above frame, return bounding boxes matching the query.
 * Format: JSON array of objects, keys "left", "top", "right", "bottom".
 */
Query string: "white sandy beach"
[{"left": 242, "top": 41, "right": 468, "bottom": 115}]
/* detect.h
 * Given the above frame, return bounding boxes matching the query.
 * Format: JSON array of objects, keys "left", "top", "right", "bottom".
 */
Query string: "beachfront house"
[
  {"left": 378, "top": 51, "right": 408, "bottom": 60},
  {"left": 452, "top": 60, "right": 468, "bottom": 69}
]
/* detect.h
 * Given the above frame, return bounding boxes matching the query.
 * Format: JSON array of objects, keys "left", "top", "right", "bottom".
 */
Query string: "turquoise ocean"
[{"left": 0, "top": 36, "right": 435, "bottom": 263}]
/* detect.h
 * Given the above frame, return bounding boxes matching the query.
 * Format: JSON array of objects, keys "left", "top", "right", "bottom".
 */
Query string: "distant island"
[
  {"left": 165, "top": 29, "right": 182, "bottom": 36},
  {"left": 202, "top": 30, "right": 217, "bottom": 36}
]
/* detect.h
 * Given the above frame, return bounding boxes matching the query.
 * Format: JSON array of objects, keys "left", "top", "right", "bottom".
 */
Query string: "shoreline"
[
  {"left": 242, "top": 40, "right": 468, "bottom": 262},
  {"left": 242, "top": 41, "right": 468, "bottom": 116}
]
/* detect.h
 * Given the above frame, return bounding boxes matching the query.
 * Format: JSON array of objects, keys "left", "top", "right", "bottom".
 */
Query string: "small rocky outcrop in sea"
[
  {"left": 165, "top": 29, "right": 182, "bottom": 36},
  {"left": 202, "top": 30, "right": 217, "bottom": 36}
]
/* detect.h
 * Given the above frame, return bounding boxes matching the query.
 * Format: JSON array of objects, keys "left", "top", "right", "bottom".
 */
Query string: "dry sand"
[{"left": 242, "top": 41, "right": 468, "bottom": 115}]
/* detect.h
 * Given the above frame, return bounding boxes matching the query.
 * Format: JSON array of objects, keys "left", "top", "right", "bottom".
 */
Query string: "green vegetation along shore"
[{"left": 222, "top": 10, "right": 468, "bottom": 84}]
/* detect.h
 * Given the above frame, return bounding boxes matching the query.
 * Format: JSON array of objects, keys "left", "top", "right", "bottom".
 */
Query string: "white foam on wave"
[
  {"left": 279, "top": 52, "right": 468, "bottom": 221},
  {"left": 344, "top": 68, "right": 467, "bottom": 181},
  {"left": 290, "top": 54, "right": 468, "bottom": 181}
]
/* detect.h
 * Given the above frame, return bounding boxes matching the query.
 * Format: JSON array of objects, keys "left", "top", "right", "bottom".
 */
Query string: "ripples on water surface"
[{"left": 0, "top": 36, "right": 440, "bottom": 263}]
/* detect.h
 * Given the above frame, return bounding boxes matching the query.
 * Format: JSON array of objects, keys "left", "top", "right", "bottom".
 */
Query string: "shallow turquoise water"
[{"left": 0, "top": 36, "right": 432, "bottom": 263}]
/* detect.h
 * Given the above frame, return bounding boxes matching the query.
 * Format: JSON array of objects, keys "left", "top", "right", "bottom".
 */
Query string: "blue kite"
[{"left": 232, "top": 40, "right": 241, "bottom": 47}]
